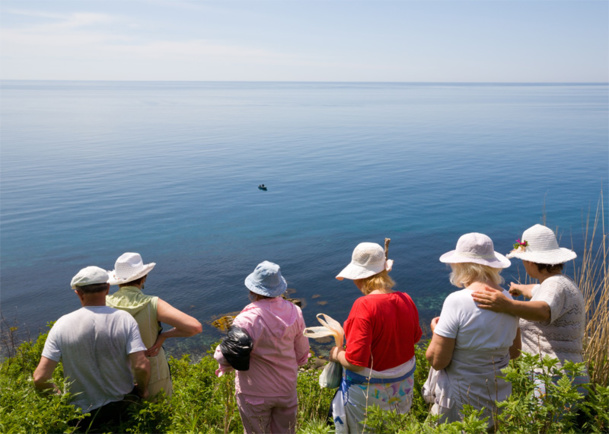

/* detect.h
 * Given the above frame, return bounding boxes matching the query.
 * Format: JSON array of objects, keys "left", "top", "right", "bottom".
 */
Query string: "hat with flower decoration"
[{"left": 506, "top": 224, "right": 576, "bottom": 265}]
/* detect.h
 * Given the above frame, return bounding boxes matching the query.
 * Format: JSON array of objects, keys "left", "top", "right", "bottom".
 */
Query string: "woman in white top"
[
  {"left": 472, "top": 224, "right": 589, "bottom": 389},
  {"left": 424, "top": 233, "right": 521, "bottom": 429}
]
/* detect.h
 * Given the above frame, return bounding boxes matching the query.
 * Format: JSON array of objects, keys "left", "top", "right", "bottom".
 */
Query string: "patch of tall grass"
[{"left": 573, "top": 192, "right": 608, "bottom": 386}]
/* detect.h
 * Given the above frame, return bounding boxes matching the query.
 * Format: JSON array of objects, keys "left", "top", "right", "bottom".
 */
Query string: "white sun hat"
[
  {"left": 440, "top": 232, "right": 511, "bottom": 269},
  {"left": 71, "top": 266, "right": 110, "bottom": 289},
  {"left": 109, "top": 252, "right": 156, "bottom": 285},
  {"left": 506, "top": 224, "right": 577, "bottom": 265},
  {"left": 336, "top": 242, "right": 394, "bottom": 281}
]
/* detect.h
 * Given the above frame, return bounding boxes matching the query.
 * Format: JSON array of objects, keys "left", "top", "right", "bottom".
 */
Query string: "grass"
[{"left": 573, "top": 192, "right": 609, "bottom": 386}]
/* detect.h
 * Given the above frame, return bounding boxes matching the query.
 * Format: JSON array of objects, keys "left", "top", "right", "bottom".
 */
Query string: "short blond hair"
[
  {"left": 449, "top": 263, "right": 504, "bottom": 288},
  {"left": 357, "top": 270, "right": 396, "bottom": 295}
]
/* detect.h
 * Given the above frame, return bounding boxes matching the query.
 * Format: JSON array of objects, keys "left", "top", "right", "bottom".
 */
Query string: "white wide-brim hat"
[
  {"left": 506, "top": 224, "right": 577, "bottom": 265},
  {"left": 336, "top": 242, "right": 394, "bottom": 280},
  {"left": 109, "top": 252, "right": 156, "bottom": 285},
  {"left": 245, "top": 261, "right": 288, "bottom": 297},
  {"left": 440, "top": 232, "right": 511, "bottom": 269}
]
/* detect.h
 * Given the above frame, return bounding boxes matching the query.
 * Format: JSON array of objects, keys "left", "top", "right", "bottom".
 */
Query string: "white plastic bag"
[
  {"left": 319, "top": 360, "right": 343, "bottom": 388},
  {"left": 303, "top": 313, "right": 345, "bottom": 347},
  {"left": 303, "top": 313, "right": 345, "bottom": 388}
]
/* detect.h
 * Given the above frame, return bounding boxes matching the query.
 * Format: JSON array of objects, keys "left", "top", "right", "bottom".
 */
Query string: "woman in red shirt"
[{"left": 329, "top": 242, "right": 422, "bottom": 433}]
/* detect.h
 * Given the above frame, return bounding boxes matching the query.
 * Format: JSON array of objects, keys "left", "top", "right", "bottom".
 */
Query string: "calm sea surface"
[{"left": 1, "top": 81, "right": 607, "bottom": 355}]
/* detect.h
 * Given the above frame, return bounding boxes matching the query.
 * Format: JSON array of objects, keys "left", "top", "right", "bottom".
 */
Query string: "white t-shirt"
[
  {"left": 435, "top": 287, "right": 519, "bottom": 364},
  {"left": 428, "top": 287, "right": 518, "bottom": 427},
  {"left": 520, "top": 275, "right": 585, "bottom": 365},
  {"left": 42, "top": 306, "right": 147, "bottom": 412}
]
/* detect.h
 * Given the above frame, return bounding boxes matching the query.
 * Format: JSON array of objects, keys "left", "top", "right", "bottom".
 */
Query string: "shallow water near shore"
[{"left": 1, "top": 81, "right": 607, "bottom": 356}]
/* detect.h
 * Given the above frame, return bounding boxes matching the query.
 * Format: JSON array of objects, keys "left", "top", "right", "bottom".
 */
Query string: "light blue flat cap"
[{"left": 244, "top": 261, "right": 287, "bottom": 298}]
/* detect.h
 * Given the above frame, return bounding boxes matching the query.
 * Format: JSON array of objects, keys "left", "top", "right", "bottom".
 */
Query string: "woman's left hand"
[{"left": 146, "top": 335, "right": 167, "bottom": 357}]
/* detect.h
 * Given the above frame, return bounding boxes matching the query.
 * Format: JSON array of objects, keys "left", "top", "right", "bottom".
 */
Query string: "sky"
[{"left": 0, "top": 0, "right": 607, "bottom": 82}]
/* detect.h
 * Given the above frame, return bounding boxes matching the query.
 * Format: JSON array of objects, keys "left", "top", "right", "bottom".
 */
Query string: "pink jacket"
[{"left": 215, "top": 297, "right": 309, "bottom": 397}]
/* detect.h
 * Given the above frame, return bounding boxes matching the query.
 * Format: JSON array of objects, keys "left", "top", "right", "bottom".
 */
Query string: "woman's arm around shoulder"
[{"left": 471, "top": 288, "right": 550, "bottom": 322}]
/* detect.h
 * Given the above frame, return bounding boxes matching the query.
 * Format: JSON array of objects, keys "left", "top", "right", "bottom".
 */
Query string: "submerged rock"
[{"left": 210, "top": 313, "right": 239, "bottom": 332}]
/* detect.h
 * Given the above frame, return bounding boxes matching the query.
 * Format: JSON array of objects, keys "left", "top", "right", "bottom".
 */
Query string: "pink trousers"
[{"left": 236, "top": 392, "right": 298, "bottom": 434}]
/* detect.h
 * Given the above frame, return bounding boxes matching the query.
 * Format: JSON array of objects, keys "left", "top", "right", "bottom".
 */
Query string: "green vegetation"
[
  {"left": 0, "top": 330, "right": 335, "bottom": 433},
  {"left": 1, "top": 330, "right": 608, "bottom": 433}
]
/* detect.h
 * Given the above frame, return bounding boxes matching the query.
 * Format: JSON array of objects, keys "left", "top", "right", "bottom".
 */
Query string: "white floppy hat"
[
  {"left": 336, "top": 242, "right": 394, "bottom": 281},
  {"left": 506, "top": 224, "right": 577, "bottom": 265},
  {"left": 71, "top": 266, "right": 110, "bottom": 289},
  {"left": 109, "top": 252, "right": 156, "bottom": 285},
  {"left": 440, "top": 232, "right": 511, "bottom": 269},
  {"left": 245, "top": 261, "right": 288, "bottom": 297}
]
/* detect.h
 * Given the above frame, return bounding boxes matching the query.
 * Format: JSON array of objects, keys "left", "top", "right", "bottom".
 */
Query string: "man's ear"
[{"left": 74, "top": 289, "right": 84, "bottom": 302}]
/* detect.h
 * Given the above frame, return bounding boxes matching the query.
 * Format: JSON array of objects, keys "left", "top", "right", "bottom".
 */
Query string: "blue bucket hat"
[{"left": 244, "top": 261, "right": 287, "bottom": 297}]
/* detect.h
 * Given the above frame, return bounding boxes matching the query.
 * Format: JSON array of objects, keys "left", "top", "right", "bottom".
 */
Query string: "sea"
[{"left": 1, "top": 81, "right": 607, "bottom": 356}]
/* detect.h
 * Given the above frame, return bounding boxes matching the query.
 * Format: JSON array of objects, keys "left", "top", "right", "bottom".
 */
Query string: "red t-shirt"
[{"left": 344, "top": 291, "right": 422, "bottom": 371}]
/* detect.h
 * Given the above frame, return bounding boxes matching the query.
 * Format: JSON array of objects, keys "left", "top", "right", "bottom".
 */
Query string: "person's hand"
[
  {"left": 145, "top": 335, "right": 166, "bottom": 358},
  {"left": 135, "top": 384, "right": 149, "bottom": 400},
  {"left": 471, "top": 288, "right": 511, "bottom": 312},
  {"left": 430, "top": 317, "right": 440, "bottom": 333},
  {"left": 329, "top": 346, "right": 344, "bottom": 363},
  {"left": 509, "top": 283, "right": 524, "bottom": 296},
  {"left": 508, "top": 282, "right": 536, "bottom": 299},
  {"left": 37, "top": 383, "right": 62, "bottom": 395}
]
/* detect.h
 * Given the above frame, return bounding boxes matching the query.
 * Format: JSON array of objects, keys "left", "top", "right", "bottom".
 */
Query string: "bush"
[
  {"left": 0, "top": 324, "right": 84, "bottom": 433},
  {"left": 361, "top": 352, "right": 608, "bottom": 433},
  {"left": 2, "top": 331, "right": 608, "bottom": 433}
]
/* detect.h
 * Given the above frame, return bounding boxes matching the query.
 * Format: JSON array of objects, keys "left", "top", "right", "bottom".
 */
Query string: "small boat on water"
[{"left": 258, "top": 184, "right": 267, "bottom": 191}]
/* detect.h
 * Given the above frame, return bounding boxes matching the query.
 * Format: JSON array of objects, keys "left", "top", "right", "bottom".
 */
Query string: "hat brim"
[
  {"left": 336, "top": 260, "right": 393, "bottom": 281},
  {"left": 244, "top": 274, "right": 287, "bottom": 297},
  {"left": 506, "top": 248, "right": 576, "bottom": 265},
  {"left": 336, "top": 264, "right": 377, "bottom": 281},
  {"left": 108, "top": 263, "right": 156, "bottom": 286},
  {"left": 439, "top": 250, "right": 511, "bottom": 269}
]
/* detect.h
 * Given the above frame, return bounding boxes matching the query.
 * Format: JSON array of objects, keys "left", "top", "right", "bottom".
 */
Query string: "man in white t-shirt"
[{"left": 33, "top": 266, "right": 150, "bottom": 431}]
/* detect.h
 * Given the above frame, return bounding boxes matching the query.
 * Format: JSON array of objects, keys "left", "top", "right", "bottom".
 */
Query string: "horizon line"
[{"left": 1, "top": 79, "right": 608, "bottom": 85}]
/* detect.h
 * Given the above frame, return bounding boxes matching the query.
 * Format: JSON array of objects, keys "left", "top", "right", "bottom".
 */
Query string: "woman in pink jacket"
[{"left": 215, "top": 261, "right": 310, "bottom": 434}]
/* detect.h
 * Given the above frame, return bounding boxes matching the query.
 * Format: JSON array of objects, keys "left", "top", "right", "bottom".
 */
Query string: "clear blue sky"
[{"left": 1, "top": 0, "right": 607, "bottom": 82}]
